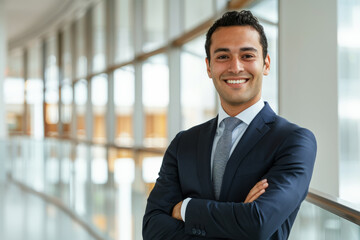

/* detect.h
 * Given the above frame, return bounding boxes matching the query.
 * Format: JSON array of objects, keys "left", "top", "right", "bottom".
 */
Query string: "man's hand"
[
  {"left": 244, "top": 179, "right": 268, "bottom": 203},
  {"left": 172, "top": 201, "right": 183, "bottom": 221}
]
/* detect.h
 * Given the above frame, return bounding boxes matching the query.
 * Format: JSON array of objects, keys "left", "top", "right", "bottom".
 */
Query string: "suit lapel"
[
  {"left": 219, "top": 103, "right": 276, "bottom": 200},
  {"left": 197, "top": 117, "right": 218, "bottom": 199}
]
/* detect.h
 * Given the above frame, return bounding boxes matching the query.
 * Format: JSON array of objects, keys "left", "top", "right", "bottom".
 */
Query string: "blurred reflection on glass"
[
  {"left": 26, "top": 42, "right": 44, "bottom": 138},
  {"left": 74, "top": 143, "right": 88, "bottom": 216},
  {"left": 142, "top": 54, "right": 169, "bottom": 147},
  {"left": 74, "top": 79, "right": 87, "bottom": 139},
  {"left": 184, "top": 0, "right": 214, "bottom": 31},
  {"left": 31, "top": 140, "right": 45, "bottom": 191},
  {"left": 76, "top": 15, "right": 87, "bottom": 78},
  {"left": 143, "top": 0, "right": 166, "bottom": 52},
  {"left": 338, "top": 0, "right": 360, "bottom": 204},
  {"left": 91, "top": 74, "right": 108, "bottom": 143},
  {"left": 90, "top": 145, "right": 108, "bottom": 233},
  {"left": 114, "top": 66, "right": 135, "bottom": 146},
  {"left": 181, "top": 35, "right": 216, "bottom": 130},
  {"left": 115, "top": 157, "right": 134, "bottom": 240},
  {"left": 45, "top": 140, "right": 60, "bottom": 198},
  {"left": 60, "top": 141, "right": 72, "bottom": 203},
  {"left": 115, "top": 0, "right": 134, "bottom": 63},
  {"left": 5, "top": 49, "right": 24, "bottom": 134},
  {"left": 290, "top": 201, "right": 360, "bottom": 240},
  {"left": 92, "top": 1, "right": 106, "bottom": 72},
  {"left": 44, "top": 35, "right": 59, "bottom": 136},
  {"left": 91, "top": 146, "right": 108, "bottom": 184}
]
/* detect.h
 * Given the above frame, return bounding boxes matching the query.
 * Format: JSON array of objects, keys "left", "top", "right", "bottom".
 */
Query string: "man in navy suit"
[{"left": 143, "top": 10, "right": 316, "bottom": 240}]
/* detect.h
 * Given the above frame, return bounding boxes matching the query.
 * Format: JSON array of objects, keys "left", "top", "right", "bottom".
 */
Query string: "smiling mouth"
[{"left": 225, "top": 79, "right": 248, "bottom": 84}]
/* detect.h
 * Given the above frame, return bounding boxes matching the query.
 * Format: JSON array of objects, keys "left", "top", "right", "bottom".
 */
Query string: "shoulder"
[
  {"left": 259, "top": 103, "right": 316, "bottom": 146},
  {"left": 271, "top": 115, "right": 317, "bottom": 154}
]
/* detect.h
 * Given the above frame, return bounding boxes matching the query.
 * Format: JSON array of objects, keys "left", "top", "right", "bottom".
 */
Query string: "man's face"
[{"left": 206, "top": 26, "right": 270, "bottom": 115}]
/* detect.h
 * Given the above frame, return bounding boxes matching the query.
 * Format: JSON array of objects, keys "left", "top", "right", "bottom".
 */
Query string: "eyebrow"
[{"left": 213, "top": 47, "right": 258, "bottom": 54}]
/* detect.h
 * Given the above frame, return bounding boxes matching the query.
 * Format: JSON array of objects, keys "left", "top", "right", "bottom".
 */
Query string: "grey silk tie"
[{"left": 213, "top": 117, "right": 242, "bottom": 199}]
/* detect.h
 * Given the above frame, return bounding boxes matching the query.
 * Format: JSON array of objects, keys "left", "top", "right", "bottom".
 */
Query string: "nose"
[{"left": 228, "top": 58, "right": 244, "bottom": 74}]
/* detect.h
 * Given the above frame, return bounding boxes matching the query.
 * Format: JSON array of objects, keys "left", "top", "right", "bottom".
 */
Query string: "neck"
[{"left": 221, "top": 98, "right": 260, "bottom": 117}]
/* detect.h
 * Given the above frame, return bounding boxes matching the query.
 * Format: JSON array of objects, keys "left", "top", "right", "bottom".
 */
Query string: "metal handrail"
[{"left": 306, "top": 188, "right": 360, "bottom": 226}]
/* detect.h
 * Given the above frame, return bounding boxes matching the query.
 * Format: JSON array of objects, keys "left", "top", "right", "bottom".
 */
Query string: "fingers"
[
  {"left": 244, "top": 179, "right": 268, "bottom": 203},
  {"left": 171, "top": 201, "right": 183, "bottom": 221}
]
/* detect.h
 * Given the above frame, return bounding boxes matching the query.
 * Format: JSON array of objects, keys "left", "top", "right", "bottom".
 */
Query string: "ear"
[
  {"left": 205, "top": 57, "right": 212, "bottom": 78},
  {"left": 263, "top": 54, "right": 270, "bottom": 76}
]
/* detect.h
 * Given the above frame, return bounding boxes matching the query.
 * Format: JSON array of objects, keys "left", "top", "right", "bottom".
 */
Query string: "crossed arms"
[
  {"left": 143, "top": 127, "right": 316, "bottom": 240},
  {"left": 171, "top": 179, "right": 269, "bottom": 221}
]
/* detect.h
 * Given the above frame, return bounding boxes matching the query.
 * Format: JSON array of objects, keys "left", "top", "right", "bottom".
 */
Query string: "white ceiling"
[{"left": 4, "top": 0, "right": 95, "bottom": 49}]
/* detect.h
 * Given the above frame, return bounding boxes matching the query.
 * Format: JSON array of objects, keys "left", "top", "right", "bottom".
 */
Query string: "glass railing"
[
  {"left": 5, "top": 136, "right": 164, "bottom": 240},
  {"left": 291, "top": 200, "right": 360, "bottom": 240},
  {"left": 3, "top": 137, "right": 360, "bottom": 240}
]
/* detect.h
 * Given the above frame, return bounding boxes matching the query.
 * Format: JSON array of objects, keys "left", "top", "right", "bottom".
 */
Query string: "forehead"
[{"left": 210, "top": 26, "right": 262, "bottom": 50}]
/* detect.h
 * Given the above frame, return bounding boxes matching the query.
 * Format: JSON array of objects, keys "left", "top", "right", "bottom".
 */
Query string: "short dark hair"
[{"left": 205, "top": 10, "right": 268, "bottom": 62}]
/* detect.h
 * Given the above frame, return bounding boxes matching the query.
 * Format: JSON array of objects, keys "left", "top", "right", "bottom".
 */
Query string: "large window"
[
  {"left": 44, "top": 34, "right": 59, "bottom": 136},
  {"left": 181, "top": 35, "right": 216, "bottom": 130},
  {"left": 74, "top": 79, "right": 87, "bottom": 139},
  {"left": 143, "top": 0, "right": 166, "bottom": 52},
  {"left": 142, "top": 54, "right": 169, "bottom": 147},
  {"left": 26, "top": 42, "right": 44, "bottom": 138},
  {"left": 76, "top": 15, "right": 87, "bottom": 78},
  {"left": 114, "top": 65, "right": 135, "bottom": 146},
  {"left": 115, "top": 0, "right": 134, "bottom": 63},
  {"left": 91, "top": 74, "right": 108, "bottom": 142},
  {"left": 92, "top": 1, "right": 106, "bottom": 73},
  {"left": 184, "top": 0, "right": 214, "bottom": 31},
  {"left": 338, "top": 0, "right": 360, "bottom": 204},
  {"left": 5, "top": 49, "right": 24, "bottom": 134}
]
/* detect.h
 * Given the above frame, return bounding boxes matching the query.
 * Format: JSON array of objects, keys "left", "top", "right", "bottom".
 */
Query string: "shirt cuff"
[{"left": 181, "top": 198, "right": 192, "bottom": 222}]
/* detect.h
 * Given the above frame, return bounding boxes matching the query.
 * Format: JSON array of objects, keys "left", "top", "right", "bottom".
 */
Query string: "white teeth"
[{"left": 227, "top": 79, "right": 246, "bottom": 84}]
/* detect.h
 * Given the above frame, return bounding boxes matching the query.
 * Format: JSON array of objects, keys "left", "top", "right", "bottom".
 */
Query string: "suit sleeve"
[
  {"left": 184, "top": 128, "right": 317, "bottom": 239},
  {"left": 143, "top": 132, "right": 210, "bottom": 240}
]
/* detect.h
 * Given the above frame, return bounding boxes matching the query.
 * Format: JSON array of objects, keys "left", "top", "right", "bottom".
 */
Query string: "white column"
[
  {"left": 133, "top": 0, "right": 144, "bottom": 147},
  {"left": 168, "top": 48, "right": 182, "bottom": 142},
  {"left": 0, "top": 0, "right": 7, "bottom": 139},
  {"left": 279, "top": 0, "right": 339, "bottom": 196},
  {"left": 0, "top": 0, "right": 8, "bottom": 183},
  {"left": 134, "top": 62, "right": 144, "bottom": 147}
]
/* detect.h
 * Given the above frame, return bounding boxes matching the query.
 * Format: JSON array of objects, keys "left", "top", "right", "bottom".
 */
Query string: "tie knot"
[{"left": 223, "top": 117, "right": 241, "bottom": 132}]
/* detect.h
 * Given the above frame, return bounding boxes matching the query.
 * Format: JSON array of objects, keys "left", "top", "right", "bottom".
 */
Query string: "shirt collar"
[{"left": 218, "top": 99, "right": 265, "bottom": 127}]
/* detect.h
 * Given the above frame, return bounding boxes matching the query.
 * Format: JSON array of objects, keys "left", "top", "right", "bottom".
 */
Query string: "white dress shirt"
[{"left": 180, "top": 99, "right": 265, "bottom": 221}]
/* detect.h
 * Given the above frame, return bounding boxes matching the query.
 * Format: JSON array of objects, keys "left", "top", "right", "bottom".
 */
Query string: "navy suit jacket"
[{"left": 143, "top": 103, "right": 317, "bottom": 240}]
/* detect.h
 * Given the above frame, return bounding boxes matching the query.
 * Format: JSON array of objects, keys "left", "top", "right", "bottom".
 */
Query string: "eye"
[
  {"left": 216, "top": 55, "right": 229, "bottom": 59},
  {"left": 216, "top": 55, "right": 229, "bottom": 60},
  {"left": 242, "top": 54, "right": 254, "bottom": 59}
]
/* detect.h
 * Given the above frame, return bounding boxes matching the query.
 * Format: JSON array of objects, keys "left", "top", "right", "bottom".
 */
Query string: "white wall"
[{"left": 279, "top": 0, "right": 339, "bottom": 196}]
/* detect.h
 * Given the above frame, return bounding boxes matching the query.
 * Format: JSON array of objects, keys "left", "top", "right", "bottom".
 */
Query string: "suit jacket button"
[
  {"left": 192, "top": 228, "right": 197, "bottom": 235},
  {"left": 196, "top": 229, "right": 201, "bottom": 235},
  {"left": 201, "top": 230, "right": 206, "bottom": 236}
]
